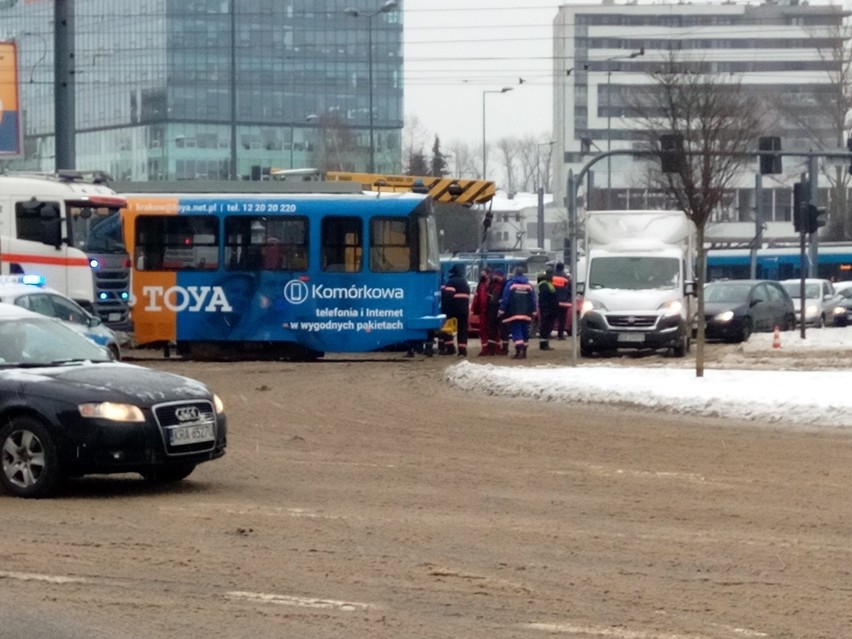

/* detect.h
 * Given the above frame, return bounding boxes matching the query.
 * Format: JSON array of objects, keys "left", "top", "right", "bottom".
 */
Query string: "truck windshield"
[
  {"left": 588, "top": 256, "right": 680, "bottom": 291},
  {"left": 69, "top": 206, "right": 126, "bottom": 253}
]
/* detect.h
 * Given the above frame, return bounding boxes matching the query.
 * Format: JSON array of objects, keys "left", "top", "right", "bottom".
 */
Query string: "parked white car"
[
  {"left": 0, "top": 275, "right": 122, "bottom": 358},
  {"left": 779, "top": 278, "right": 845, "bottom": 327}
]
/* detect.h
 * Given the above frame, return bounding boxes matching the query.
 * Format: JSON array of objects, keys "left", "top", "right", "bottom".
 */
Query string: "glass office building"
[
  {"left": 0, "top": 0, "right": 404, "bottom": 180},
  {"left": 552, "top": 1, "right": 848, "bottom": 224}
]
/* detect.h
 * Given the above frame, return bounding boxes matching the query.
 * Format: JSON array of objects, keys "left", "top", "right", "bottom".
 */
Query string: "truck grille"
[{"left": 606, "top": 314, "right": 658, "bottom": 329}]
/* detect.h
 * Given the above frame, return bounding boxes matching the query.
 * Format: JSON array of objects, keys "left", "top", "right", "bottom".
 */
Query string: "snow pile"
[{"left": 445, "top": 326, "right": 852, "bottom": 429}]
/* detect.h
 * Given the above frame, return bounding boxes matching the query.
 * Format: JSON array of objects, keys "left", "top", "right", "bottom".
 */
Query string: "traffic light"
[
  {"left": 793, "top": 182, "right": 809, "bottom": 233},
  {"left": 847, "top": 137, "right": 852, "bottom": 175},
  {"left": 758, "top": 136, "right": 782, "bottom": 175},
  {"left": 659, "top": 133, "right": 684, "bottom": 173},
  {"left": 807, "top": 204, "right": 827, "bottom": 234}
]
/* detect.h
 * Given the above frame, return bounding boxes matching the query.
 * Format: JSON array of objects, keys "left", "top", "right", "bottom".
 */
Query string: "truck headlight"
[
  {"left": 659, "top": 300, "right": 683, "bottom": 317},
  {"left": 79, "top": 402, "right": 145, "bottom": 422},
  {"left": 581, "top": 299, "right": 606, "bottom": 316},
  {"left": 713, "top": 310, "right": 734, "bottom": 323},
  {"left": 805, "top": 304, "right": 818, "bottom": 318}
]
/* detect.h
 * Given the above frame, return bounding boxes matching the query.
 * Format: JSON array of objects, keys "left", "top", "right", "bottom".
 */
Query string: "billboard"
[{"left": 0, "top": 41, "right": 22, "bottom": 158}]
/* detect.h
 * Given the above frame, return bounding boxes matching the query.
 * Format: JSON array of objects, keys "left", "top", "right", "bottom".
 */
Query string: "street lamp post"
[
  {"left": 481, "top": 87, "right": 513, "bottom": 180},
  {"left": 604, "top": 48, "right": 644, "bottom": 208},
  {"left": 536, "top": 140, "right": 555, "bottom": 249},
  {"left": 345, "top": 0, "right": 398, "bottom": 174}
]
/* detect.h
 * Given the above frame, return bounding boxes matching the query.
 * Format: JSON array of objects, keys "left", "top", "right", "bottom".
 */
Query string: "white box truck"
[{"left": 577, "top": 209, "right": 695, "bottom": 357}]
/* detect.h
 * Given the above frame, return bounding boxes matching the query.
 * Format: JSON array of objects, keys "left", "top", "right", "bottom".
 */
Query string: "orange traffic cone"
[{"left": 772, "top": 326, "right": 781, "bottom": 350}]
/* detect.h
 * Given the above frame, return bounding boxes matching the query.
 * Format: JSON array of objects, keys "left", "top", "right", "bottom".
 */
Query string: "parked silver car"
[{"left": 779, "top": 278, "right": 844, "bottom": 327}]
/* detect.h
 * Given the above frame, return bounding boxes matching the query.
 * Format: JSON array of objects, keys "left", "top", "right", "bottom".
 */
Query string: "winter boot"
[
  {"left": 539, "top": 340, "right": 553, "bottom": 351},
  {"left": 521, "top": 345, "right": 528, "bottom": 359},
  {"left": 442, "top": 344, "right": 456, "bottom": 356},
  {"left": 500, "top": 343, "right": 509, "bottom": 356},
  {"left": 478, "top": 344, "right": 493, "bottom": 357},
  {"left": 458, "top": 346, "right": 467, "bottom": 357},
  {"left": 512, "top": 346, "right": 523, "bottom": 360}
]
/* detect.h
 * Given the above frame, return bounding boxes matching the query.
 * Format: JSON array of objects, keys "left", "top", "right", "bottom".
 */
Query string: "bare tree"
[
  {"left": 402, "top": 116, "right": 429, "bottom": 175},
  {"left": 495, "top": 137, "right": 520, "bottom": 193},
  {"left": 777, "top": 17, "right": 852, "bottom": 239},
  {"left": 633, "top": 52, "right": 765, "bottom": 377},
  {"left": 444, "top": 140, "right": 479, "bottom": 179},
  {"left": 513, "top": 136, "right": 538, "bottom": 191},
  {"left": 308, "top": 113, "right": 357, "bottom": 172}
]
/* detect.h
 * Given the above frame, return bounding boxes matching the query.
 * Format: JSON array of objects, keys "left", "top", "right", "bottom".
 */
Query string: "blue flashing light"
[
  {"left": 98, "top": 292, "right": 108, "bottom": 300},
  {"left": 120, "top": 291, "right": 129, "bottom": 300},
  {"left": 21, "top": 274, "right": 46, "bottom": 286},
  {"left": 89, "top": 258, "right": 100, "bottom": 269}
]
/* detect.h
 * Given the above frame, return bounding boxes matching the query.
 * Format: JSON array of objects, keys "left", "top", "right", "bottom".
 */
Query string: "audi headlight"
[
  {"left": 213, "top": 394, "right": 225, "bottom": 414},
  {"left": 79, "top": 402, "right": 145, "bottom": 422},
  {"left": 713, "top": 310, "right": 734, "bottom": 323},
  {"left": 659, "top": 299, "right": 683, "bottom": 317}
]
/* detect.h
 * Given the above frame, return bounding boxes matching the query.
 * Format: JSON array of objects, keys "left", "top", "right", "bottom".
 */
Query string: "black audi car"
[{"left": 0, "top": 304, "right": 227, "bottom": 498}]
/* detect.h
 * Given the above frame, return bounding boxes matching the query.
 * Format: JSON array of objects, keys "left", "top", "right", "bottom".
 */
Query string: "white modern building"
[
  {"left": 552, "top": 0, "right": 848, "bottom": 244},
  {"left": 485, "top": 191, "right": 564, "bottom": 253}
]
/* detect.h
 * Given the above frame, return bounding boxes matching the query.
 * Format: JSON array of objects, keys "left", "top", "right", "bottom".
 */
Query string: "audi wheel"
[{"left": 0, "top": 416, "right": 63, "bottom": 498}]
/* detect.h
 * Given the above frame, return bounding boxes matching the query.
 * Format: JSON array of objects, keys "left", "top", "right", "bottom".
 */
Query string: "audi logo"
[{"left": 175, "top": 406, "right": 202, "bottom": 422}]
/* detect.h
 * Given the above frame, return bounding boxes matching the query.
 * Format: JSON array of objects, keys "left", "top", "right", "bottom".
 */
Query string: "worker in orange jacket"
[{"left": 552, "top": 262, "right": 572, "bottom": 340}]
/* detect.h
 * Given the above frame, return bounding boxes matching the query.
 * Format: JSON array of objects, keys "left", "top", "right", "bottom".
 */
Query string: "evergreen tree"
[
  {"left": 407, "top": 150, "right": 429, "bottom": 176},
  {"left": 431, "top": 135, "right": 448, "bottom": 177}
]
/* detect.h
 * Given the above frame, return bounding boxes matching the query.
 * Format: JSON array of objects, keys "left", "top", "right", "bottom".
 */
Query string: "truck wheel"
[
  {"left": 671, "top": 335, "right": 689, "bottom": 357},
  {"left": 0, "top": 416, "right": 63, "bottom": 498}
]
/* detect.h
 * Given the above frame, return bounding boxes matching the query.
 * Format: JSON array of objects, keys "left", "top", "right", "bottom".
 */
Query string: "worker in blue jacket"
[{"left": 499, "top": 266, "right": 537, "bottom": 359}]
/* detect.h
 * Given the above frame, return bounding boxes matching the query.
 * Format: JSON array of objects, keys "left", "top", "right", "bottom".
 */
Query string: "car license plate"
[
  {"left": 108, "top": 313, "right": 121, "bottom": 322},
  {"left": 169, "top": 423, "right": 215, "bottom": 445},
  {"left": 617, "top": 332, "right": 645, "bottom": 343}
]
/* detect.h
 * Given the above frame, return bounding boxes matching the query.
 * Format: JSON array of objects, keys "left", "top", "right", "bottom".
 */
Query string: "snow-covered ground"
[{"left": 446, "top": 326, "right": 852, "bottom": 429}]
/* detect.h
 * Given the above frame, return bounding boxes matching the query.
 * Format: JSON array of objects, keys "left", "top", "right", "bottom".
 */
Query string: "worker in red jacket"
[{"left": 470, "top": 267, "right": 492, "bottom": 355}]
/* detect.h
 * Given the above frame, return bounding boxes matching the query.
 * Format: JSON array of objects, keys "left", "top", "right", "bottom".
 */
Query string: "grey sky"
[{"left": 403, "top": 1, "right": 559, "bottom": 151}]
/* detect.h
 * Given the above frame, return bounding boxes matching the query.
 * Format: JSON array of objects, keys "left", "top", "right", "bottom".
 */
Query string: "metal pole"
[
  {"left": 568, "top": 170, "right": 579, "bottom": 367},
  {"left": 229, "top": 0, "right": 237, "bottom": 179},
  {"left": 368, "top": 14, "right": 375, "bottom": 173},
  {"left": 750, "top": 173, "right": 763, "bottom": 279},
  {"left": 799, "top": 228, "right": 807, "bottom": 340},
  {"left": 808, "top": 154, "right": 819, "bottom": 278},
  {"left": 481, "top": 87, "right": 512, "bottom": 180},
  {"left": 481, "top": 92, "right": 487, "bottom": 179},
  {"left": 606, "top": 66, "right": 612, "bottom": 209},
  {"left": 54, "top": 0, "right": 75, "bottom": 170}
]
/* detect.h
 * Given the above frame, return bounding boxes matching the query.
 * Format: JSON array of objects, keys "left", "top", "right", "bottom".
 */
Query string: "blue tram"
[
  {"left": 706, "top": 245, "right": 852, "bottom": 282},
  {"left": 122, "top": 192, "right": 444, "bottom": 359}
]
